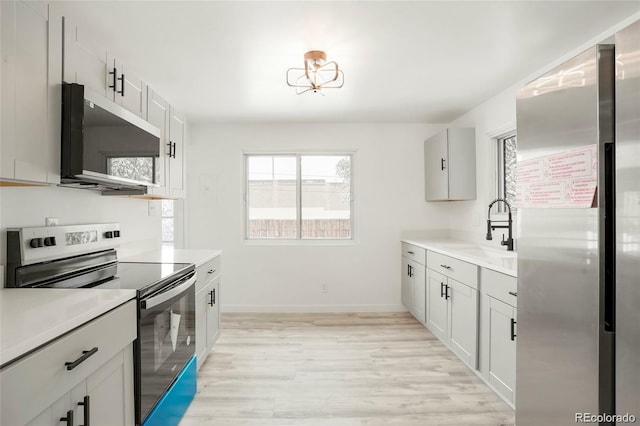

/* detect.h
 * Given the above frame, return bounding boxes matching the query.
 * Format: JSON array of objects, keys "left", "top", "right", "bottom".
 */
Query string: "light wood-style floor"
[{"left": 180, "top": 313, "right": 515, "bottom": 426}]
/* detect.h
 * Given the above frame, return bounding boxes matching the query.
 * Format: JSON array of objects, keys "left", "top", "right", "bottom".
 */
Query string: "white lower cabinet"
[
  {"left": 480, "top": 268, "right": 517, "bottom": 406},
  {"left": 426, "top": 264, "right": 479, "bottom": 369},
  {"left": 1, "top": 301, "right": 136, "bottom": 426},
  {"left": 400, "top": 244, "right": 427, "bottom": 325},
  {"left": 195, "top": 255, "right": 222, "bottom": 370}
]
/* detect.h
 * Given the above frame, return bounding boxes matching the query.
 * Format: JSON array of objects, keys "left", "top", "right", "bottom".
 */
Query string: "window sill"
[{"left": 244, "top": 239, "right": 355, "bottom": 246}]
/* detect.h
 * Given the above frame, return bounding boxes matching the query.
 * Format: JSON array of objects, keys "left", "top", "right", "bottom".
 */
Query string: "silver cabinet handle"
[
  {"left": 509, "top": 291, "right": 517, "bottom": 297},
  {"left": 440, "top": 264, "right": 451, "bottom": 270}
]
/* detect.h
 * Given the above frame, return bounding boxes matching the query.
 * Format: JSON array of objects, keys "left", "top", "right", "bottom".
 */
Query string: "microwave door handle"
[{"left": 142, "top": 275, "right": 196, "bottom": 310}]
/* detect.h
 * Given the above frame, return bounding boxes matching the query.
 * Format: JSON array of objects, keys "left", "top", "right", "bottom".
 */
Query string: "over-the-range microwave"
[{"left": 61, "top": 83, "right": 161, "bottom": 194}]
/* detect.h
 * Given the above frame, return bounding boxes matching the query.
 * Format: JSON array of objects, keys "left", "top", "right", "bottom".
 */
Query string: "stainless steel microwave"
[{"left": 61, "top": 83, "right": 161, "bottom": 193}]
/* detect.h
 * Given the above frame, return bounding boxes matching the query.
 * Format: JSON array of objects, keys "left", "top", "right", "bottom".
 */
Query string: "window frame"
[
  {"left": 243, "top": 151, "right": 355, "bottom": 243},
  {"left": 161, "top": 199, "right": 175, "bottom": 247},
  {"left": 496, "top": 132, "right": 517, "bottom": 213}
]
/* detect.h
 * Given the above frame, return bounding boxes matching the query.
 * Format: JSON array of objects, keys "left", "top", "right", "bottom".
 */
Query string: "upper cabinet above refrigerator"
[{"left": 424, "top": 128, "right": 476, "bottom": 201}]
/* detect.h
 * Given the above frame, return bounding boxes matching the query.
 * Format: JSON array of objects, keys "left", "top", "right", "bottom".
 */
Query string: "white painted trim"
[{"left": 222, "top": 304, "right": 408, "bottom": 313}]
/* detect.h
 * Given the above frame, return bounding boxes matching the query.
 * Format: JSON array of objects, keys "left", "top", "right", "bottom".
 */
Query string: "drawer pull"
[
  {"left": 508, "top": 291, "right": 517, "bottom": 297},
  {"left": 208, "top": 269, "right": 216, "bottom": 274},
  {"left": 440, "top": 264, "right": 451, "bottom": 270},
  {"left": 440, "top": 282, "right": 445, "bottom": 298},
  {"left": 209, "top": 289, "right": 216, "bottom": 306},
  {"left": 60, "top": 410, "right": 73, "bottom": 426},
  {"left": 78, "top": 395, "right": 90, "bottom": 426},
  {"left": 510, "top": 318, "right": 517, "bottom": 341},
  {"left": 444, "top": 284, "right": 450, "bottom": 300},
  {"left": 407, "top": 251, "right": 415, "bottom": 255},
  {"left": 65, "top": 347, "right": 98, "bottom": 371}
]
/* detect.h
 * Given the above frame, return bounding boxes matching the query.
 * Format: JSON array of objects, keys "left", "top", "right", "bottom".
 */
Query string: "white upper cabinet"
[
  {"left": 112, "top": 57, "right": 147, "bottom": 119},
  {"left": 1, "top": 0, "right": 61, "bottom": 184},
  {"left": 424, "top": 128, "right": 476, "bottom": 201},
  {"left": 146, "top": 88, "right": 170, "bottom": 197},
  {"left": 63, "top": 16, "right": 110, "bottom": 99},
  {"left": 169, "top": 109, "right": 186, "bottom": 198}
]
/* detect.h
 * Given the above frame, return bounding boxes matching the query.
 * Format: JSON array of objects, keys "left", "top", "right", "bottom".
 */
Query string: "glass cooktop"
[{"left": 98, "top": 262, "right": 194, "bottom": 296}]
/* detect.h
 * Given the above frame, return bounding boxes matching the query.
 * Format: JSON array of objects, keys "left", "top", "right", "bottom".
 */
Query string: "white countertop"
[
  {"left": 121, "top": 248, "right": 221, "bottom": 268},
  {"left": 402, "top": 239, "right": 517, "bottom": 277},
  {"left": 0, "top": 288, "right": 136, "bottom": 368}
]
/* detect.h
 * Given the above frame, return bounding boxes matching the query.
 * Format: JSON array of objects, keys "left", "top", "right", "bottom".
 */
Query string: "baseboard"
[{"left": 221, "top": 304, "right": 408, "bottom": 313}]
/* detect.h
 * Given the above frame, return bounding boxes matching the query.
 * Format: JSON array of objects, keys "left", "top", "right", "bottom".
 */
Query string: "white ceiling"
[{"left": 53, "top": 1, "right": 640, "bottom": 124}]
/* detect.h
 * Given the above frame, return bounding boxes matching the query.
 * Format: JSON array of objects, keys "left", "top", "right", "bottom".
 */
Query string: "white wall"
[
  {"left": 0, "top": 186, "right": 161, "bottom": 270},
  {"left": 186, "top": 123, "right": 451, "bottom": 312}
]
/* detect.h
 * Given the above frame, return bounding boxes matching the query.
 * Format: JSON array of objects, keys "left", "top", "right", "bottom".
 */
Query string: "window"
[
  {"left": 245, "top": 154, "right": 353, "bottom": 240},
  {"left": 161, "top": 200, "right": 175, "bottom": 247},
  {"left": 497, "top": 134, "right": 517, "bottom": 209}
]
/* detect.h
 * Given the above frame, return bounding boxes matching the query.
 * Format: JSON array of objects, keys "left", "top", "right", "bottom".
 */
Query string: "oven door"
[{"left": 138, "top": 272, "right": 196, "bottom": 423}]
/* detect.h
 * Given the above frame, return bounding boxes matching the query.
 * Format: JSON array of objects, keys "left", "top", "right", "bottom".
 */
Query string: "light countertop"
[
  {"left": 121, "top": 248, "right": 221, "bottom": 268},
  {"left": 402, "top": 239, "right": 517, "bottom": 277},
  {"left": 0, "top": 288, "right": 136, "bottom": 368}
]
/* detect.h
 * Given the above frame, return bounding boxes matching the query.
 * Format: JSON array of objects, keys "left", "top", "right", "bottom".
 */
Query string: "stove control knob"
[
  {"left": 104, "top": 231, "right": 114, "bottom": 239},
  {"left": 30, "top": 238, "right": 43, "bottom": 248},
  {"left": 114, "top": 230, "right": 120, "bottom": 238},
  {"left": 44, "top": 237, "right": 57, "bottom": 247}
]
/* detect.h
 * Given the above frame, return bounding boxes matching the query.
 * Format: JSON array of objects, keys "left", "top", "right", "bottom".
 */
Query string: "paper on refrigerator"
[{"left": 516, "top": 144, "right": 598, "bottom": 208}]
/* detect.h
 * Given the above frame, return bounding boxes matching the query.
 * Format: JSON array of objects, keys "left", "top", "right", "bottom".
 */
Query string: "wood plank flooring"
[{"left": 180, "top": 313, "right": 515, "bottom": 426}]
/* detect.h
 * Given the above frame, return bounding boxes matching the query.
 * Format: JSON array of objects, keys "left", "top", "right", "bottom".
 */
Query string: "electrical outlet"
[
  {"left": 322, "top": 284, "right": 329, "bottom": 293},
  {"left": 45, "top": 217, "right": 59, "bottom": 227},
  {"left": 148, "top": 201, "right": 159, "bottom": 217}
]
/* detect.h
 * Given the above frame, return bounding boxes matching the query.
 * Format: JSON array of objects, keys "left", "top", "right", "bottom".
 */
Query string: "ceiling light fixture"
[{"left": 286, "top": 50, "right": 344, "bottom": 95}]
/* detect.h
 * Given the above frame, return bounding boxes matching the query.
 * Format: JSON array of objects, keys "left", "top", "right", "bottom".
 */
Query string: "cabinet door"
[
  {"left": 487, "top": 297, "right": 516, "bottom": 403},
  {"left": 195, "top": 285, "right": 209, "bottom": 370},
  {"left": 410, "top": 261, "right": 426, "bottom": 325},
  {"left": 86, "top": 345, "right": 135, "bottom": 426},
  {"left": 447, "top": 279, "right": 478, "bottom": 368},
  {"left": 206, "top": 276, "right": 221, "bottom": 350},
  {"left": 113, "top": 59, "right": 147, "bottom": 118},
  {"left": 63, "top": 16, "right": 111, "bottom": 99},
  {"left": 426, "top": 268, "right": 448, "bottom": 341},
  {"left": 424, "top": 130, "right": 449, "bottom": 201},
  {"left": 147, "top": 88, "right": 170, "bottom": 196},
  {"left": 401, "top": 257, "right": 412, "bottom": 309},
  {"left": 169, "top": 109, "right": 186, "bottom": 198},
  {"left": 1, "top": 1, "right": 57, "bottom": 183}
]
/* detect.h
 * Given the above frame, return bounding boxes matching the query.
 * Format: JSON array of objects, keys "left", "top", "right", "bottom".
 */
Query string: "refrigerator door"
[
  {"left": 616, "top": 19, "right": 640, "bottom": 423},
  {"left": 515, "top": 45, "right": 614, "bottom": 425}
]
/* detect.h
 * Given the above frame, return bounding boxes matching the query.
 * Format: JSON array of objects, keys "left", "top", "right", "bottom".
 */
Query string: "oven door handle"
[{"left": 141, "top": 274, "right": 196, "bottom": 310}]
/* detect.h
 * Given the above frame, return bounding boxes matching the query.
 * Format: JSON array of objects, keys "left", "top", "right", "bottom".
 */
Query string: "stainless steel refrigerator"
[{"left": 515, "top": 19, "right": 640, "bottom": 426}]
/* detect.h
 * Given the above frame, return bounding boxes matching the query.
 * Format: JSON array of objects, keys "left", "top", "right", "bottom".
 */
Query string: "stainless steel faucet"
[{"left": 486, "top": 198, "right": 514, "bottom": 251}]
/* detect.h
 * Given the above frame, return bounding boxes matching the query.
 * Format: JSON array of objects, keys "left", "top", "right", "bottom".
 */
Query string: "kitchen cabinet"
[
  {"left": 1, "top": 0, "right": 61, "bottom": 185},
  {"left": 425, "top": 252, "right": 479, "bottom": 369},
  {"left": 63, "top": 16, "right": 147, "bottom": 119},
  {"left": 479, "top": 268, "right": 517, "bottom": 406},
  {"left": 1, "top": 300, "right": 136, "bottom": 426},
  {"left": 169, "top": 109, "right": 187, "bottom": 198},
  {"left": 400, "top": 243, "right": 427, "bottom": 325},
  {"left": 195, "top": 255, "right": 222, "bottom": 370},
  {"left": 146, "top": 89, "right": 171, "bottom": 197},
  {"left": 424, "top": 128, "right": 476, "bottom": 201}
]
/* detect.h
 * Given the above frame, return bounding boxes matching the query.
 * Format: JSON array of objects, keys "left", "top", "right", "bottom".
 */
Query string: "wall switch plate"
[{"left": 45, "top": 217, "right": 59, "bottom": 226}]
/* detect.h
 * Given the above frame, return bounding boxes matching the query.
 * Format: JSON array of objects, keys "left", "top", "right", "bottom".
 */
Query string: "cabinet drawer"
[
  {"left": 481, "top": 268, "right": 517, "bottom": 307},
  {"left": 427, "top": 250, "right": 478, "bottom": 288},
  {"left": 196, "top": 255, "right": 221, "bottom": 292},
  {"left": 401, "top": 242, "right": 426, "bottom": 265},
  {"left": 0, "top": 300, "right": 136, "bottom": 426}
]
